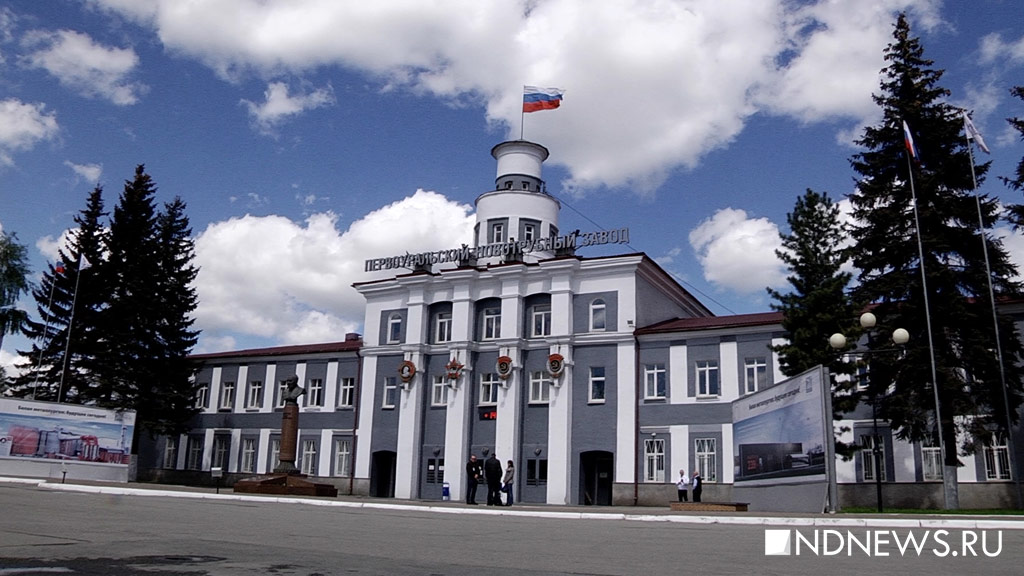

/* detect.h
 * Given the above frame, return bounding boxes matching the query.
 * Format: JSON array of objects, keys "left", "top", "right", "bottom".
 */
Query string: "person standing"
[
  {"left": 691, "top": 469, "right": 703, "bottom": 502},
  {"left": 484, "top": 453, "right": 503, "bottom": 505},
  {"left": 502, "top": 460, "right": 515, "bottom": 506},
  {"left": 465, "top": 455, "right": 482, "bottom": 505},
  {"left": 675, "top": 469, "right": 689, "bottom": 502}
]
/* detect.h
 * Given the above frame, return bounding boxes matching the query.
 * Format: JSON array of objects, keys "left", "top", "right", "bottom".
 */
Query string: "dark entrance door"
[
  {"left": 371, "top": 450, "right": 396, "bottom": 497},
  {"left": 580, "top": 450, "right": 614, "bottom": 505}
]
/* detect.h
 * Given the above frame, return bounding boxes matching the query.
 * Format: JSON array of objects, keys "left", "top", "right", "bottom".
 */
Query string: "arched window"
[
  {"left": 387, "top": 312, "right": 403, "bottom": 344},
  {"left": 590, "top": 299, "right": 606, "bottom": 331}
]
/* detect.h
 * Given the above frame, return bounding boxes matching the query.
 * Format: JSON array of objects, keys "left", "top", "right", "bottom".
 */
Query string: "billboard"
[{"left": 0, "top": 398, "right": 135, "bottom": 465}]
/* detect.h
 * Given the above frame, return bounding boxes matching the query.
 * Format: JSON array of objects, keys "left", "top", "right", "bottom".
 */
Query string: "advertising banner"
[{"left": 0, "top": 398, "right": 135, "bottom": 466}]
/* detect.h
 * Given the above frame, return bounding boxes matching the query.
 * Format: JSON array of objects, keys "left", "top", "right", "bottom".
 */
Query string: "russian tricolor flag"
[
  {"left": 902, "top": 120, "right": 919, "bottom": 161},
  {"left": 523, "top": 86, "right": 564, "bottom": 113}
]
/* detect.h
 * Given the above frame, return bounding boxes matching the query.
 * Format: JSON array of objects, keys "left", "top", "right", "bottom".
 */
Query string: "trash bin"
[{"left": 442, "top": 481, "right": 451, "bottom": 501}]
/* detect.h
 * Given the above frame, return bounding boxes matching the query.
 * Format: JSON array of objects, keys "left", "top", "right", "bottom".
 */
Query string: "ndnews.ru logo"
[{"left": 765, "top": 528, "right": 1002, "bottom": 557}]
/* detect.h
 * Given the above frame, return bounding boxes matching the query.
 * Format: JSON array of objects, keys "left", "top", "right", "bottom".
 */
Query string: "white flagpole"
[
  {"left": 57, "top": 257, "right": 84, "bottom": 403},
  {"left": 962, "top": 112, "right": 1022, "bottom": 508},
  {"left": 30, "top": 266, "right": 59, "bottom": 400}
]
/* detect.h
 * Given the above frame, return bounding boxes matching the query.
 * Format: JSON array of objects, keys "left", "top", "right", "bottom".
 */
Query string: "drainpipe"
[
  {"left": 349, "top": 344, "right": 363, "bottom": 496},
  {"left": 633, "top": 333, "right": 641, "bottom": 506}
]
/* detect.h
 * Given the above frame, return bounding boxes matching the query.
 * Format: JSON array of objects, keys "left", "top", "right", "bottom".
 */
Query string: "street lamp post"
[{"left": 830, "top": 312, "right": 909, "bottom": 514}]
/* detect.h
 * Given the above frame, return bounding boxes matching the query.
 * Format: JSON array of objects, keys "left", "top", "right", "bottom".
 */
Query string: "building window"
[
  {"left": 246, "top": 380, "right": 263, "bottom": 408},
  {"left": 590, "top": 299, "right": 606, "bottom": 331},
  {"left": 524, "top": 223, "right": 536, "bottom": 242},
  {"left": 860, "top": 434, "right": 885, "bottom": 482},
  {"left": 529, "top": 371, "right": 551, "bottom": 404},
  {"left": 922, "top": 445, "right": 942, "bottom": 481},
  {"left": 491, "top": 222, "right": 505, "bottom": 243},
  {"left": 644, "top": 438, "right": 665, "bottom": 482},
  {"left": 307, "top": 378, "right": 324, "bottom": 407},
  {"left": 527, "top": 458, "right": 548, "bottom": 486},
  {"left": 589, "top": 366, "right": 606, "bottom": 403},
  {"left": 483, "top": 308, "right": 501, "bottom": 340},
  {"left": 300, "top": 440, "right": 317, "bottom": 476},
  {"left": 383, "top": 377, "right": 397, "bottom": 408},
  {"left": 240, "top": 438, "right": 256, "bottom": 473},
  {"left": 387, "top": 313, "right": 402, "bottom": 344},
  {"left": 277, "top": 379, "right": 291, "bottom": 408},
  {"left": 426, "top": 458, "right": 445, "bottom": 484},
  {"left": 195, "top": 384, "right": 209, "bottom": 409},
  {"left": 985, "top": 436, "right": 1011, "bottom": 480},
  {"left": 644, "top": 364, "right": 666, "bottom": 400},
  {"left": 530, "top": 305, "right": 551, "bottom": 337},
  {"left": 271, "top": 439, "right": 280, "bottom": 470},
  {"left": 163, "top": 437, "right": 178, "bottom": 469},
  {"left": 432, "top": 375, "right": 449, "bottom": 406},
  {"left": 187, "top": 437, "right": 203, "bottom": 470},
  {"left": 219, "top": 382, "right": 235, "bottom": 410},
  {"left": 212, "top": 435, "right": 230, "bottom": 469},
  {"left": 744, "top": 358, "right": 767, "bottom": 394},
  {"left": 435, "top": 312, "right": 452, "bottom": 343},
  {"left": 338, "top": 377, "right": 355, "bottom": 408},
  {"left": 479, "top": 373, "right": 500, "bottom": 406},
  {"left": 334, "top": 438, "right": 351, "bottom": 477},
  {"left": 695, "top": 438, "right": 717, "bottom": 482},
  {"left": 696, "top": 360, "right": 720, "bottom": 398}
]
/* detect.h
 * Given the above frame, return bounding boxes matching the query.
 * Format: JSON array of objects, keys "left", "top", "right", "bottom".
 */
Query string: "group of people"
[
  {"left": 675, "top": 469, "right": 703, "bottom": 502},
  {"left": 466, "top": 453, "right": 515, "bottom": 506}
]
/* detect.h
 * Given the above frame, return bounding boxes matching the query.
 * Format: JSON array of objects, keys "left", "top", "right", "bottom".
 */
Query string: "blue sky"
[{"left": 2, "top": 1, "right": 1023, "bottom": 371}]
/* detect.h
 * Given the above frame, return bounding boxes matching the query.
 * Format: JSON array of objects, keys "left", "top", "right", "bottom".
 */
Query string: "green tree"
[
  {"left": 767, "top": 189, "right": 860, "bottom": 458},
  {"left": 847, "top": 15, "right": 1024, "bottom": 508},
  {"left": 0, "top": 231, "right": 31, "bottom": 352},
  {"left": 1004, "top": 86, "right": 1024, "bottom": 225}
]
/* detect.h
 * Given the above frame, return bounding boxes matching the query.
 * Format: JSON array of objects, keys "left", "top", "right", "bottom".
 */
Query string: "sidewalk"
[{"left": 5, "top": 475, "right": 1024, "bottom": 530}]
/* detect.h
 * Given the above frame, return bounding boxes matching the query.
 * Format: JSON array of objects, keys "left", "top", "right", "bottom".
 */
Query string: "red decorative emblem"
[
  {"left": 496, "top": 356, "right": 513, "bottom": 379},
  {"left": 445, "top": 357, "right": 464, "bottom": 380},
  {"left": 398, "top": 360, "right": 416, "bottom": 383},
  {"left": 547, "top": 353, "right": 565, "bottom": 377}
]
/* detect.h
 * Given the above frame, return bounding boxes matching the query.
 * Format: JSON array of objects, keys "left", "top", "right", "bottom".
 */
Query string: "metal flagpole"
[
  {"left": 57, "top": 257, "right": 84, "bottom": 404},
  {"left": 520, "top": 86, "right": 526, "bottom": 140},
  {"left": 905, "top": 146, "right": 954, "bottom": 509},
  {"left": 30, "top": 264, "right": 59, "bottom": 400},
  {"left": 962, "top": 112, "right": 1023, "bottom": 508}
]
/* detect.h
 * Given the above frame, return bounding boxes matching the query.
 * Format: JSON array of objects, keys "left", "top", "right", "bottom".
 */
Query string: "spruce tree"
[
  {"left": 847, "top": 15, "right": 1024, "bottom": 508},
  {"left": 0, "top": 231, "right": 31, "bottom": 352},
  {"left": 1004, "top": 86, "right": 1024, "bottom": 225},
  {"left": 767, "top": 189, "right": 860, "bottom": 458}
]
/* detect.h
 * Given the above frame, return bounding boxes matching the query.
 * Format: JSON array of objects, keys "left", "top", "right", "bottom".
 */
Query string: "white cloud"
[
  {"left": 979, "top": 32, "right": 1024, "bottom": 66},
  {"left": 64, "top": 160, "right": 103, "bottom": 184},
  {"left": 688, "top": 207, "right": 786, "bottom": 294},
  {"left": 193, "top": 190, "right": 474, "bottom": 349},
  {"left": 0, "top": 98, "right": 59, "bottom": 167},
  {"left": 241, "top": 81, "right": 335, "bottom": 134},
  {"left": 20, "top": 29, "right": 146, "bottom": 105}
]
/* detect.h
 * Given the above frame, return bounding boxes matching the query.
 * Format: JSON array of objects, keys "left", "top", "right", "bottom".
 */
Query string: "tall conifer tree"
[{"left": 847, "top": 15, "right": 1024, "bottom": 508}]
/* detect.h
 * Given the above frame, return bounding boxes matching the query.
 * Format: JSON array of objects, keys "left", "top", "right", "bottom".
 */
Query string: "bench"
[{"left": 669, "top": 501, "right": 748, "bottom": 512}]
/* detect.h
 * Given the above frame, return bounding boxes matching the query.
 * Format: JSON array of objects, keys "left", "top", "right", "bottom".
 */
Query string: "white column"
[
  {"left": 616, "top": 341, "right": 636, "bottom": 483},
  {"left": 770, "top": 337, "right": 786, "bottom": 386},
  {"left": 355, "top": 355, "right": 378, "bottom": 479},
  {"left": 444, "top": 348, "right": 472, "bottom": 501},
  {"left": 263, "top": 364, "right": 278, "bottom": 411},
  {"left": 201, "top": 429, "right": 215, "bottom": 471},
  {"left": 228, "top": 429, "right": 242, "bottom": 473},
  {"left": 209, "top": 367, "right": 222, "bottom": 414},
  {"left": 495, "top": 348, "right": 522, "bottom": 470},
  {"left": 295, "top": 362, "right": 307, "bottom": 407},
  {"left": 324, "top": 361, "right": 339, "bottom": 410},
  {"left": 235, "top": 365, "right": 248, "bottom": 412},
  {"left": 669, "top": 342, "right": 688, "bottom": 404},
  {"left": 319, "top": 429, "right": 333, "bottom": 478},
  {"left": 719, "top": 341, "right": 739, "bottom": 402},
  {"left": 721, "top": 424, "right": 734, "bottom": 484},
  {"left": 670, "top": 424, "right": 690, "bottom": 481},
  {"left": 395, "top": 352, "right": 425, "bottom": 499},
  {"left": 547, "top": 345, "right": 572, "bottom": 504}
]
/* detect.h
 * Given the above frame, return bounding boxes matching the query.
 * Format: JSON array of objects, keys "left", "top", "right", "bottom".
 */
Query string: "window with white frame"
[
  {"left": 589, "top": 366, "right": 606, "bottom": 403},
  {"left": 529, "top": 371, "right": 551, "bottom": 404},
  {"left": 985, "top": 435, "right": 1011, "bottom": 480},
  {"left": 387, "top": 313, "right": 402, "bottom": 344},
  {"left": 524, "top": 223, "right": 536, "bottom": 242},
  {"left": 860, "top": 434, "right": 885, "bottom": 482},
  {"left": 300, "top": 440, "right": 317, "bottom": 476},
  {"left": 338, "top": 377, "right": 355, "bottom": 408},
  {"left": 435, "top": 312, "right": 452, "bottom": 343},
  {"left": 590, "top": 299, "right": 606, "bottom": 331},
  {"left": 531, "top": 305, "right": 551, "bottom": 337},
  {"left": 307, "top": 378, "right": 324, "bottom": 407},
  {"left": 922, "top": 445, "right": 942, "bottom": 481},
  {"left": 483, "top": 308, "right": 501, "bottom": 340},
  {"left": 240, "top": 438, "right": 256, "bottom": 473},
  {"left": 163, "top": 436, "right": 178, "bottom": 469},
  {"left": 432, "top": 375, "right": 449, "bottom": 406},
  {"left": 696, "top": 360, "right": 720, "bottom": 398},
  {"left": 219, "top": 382, "right": 235, "bottom": 410},
  {"left": 382, "top": 377, "right": 397, "bottom": 408},
  {"left": 187, "top": 437, "right": 203, "bottom": 470},
  {"left": 491, "top": 222, "right": 505, "bottom": 243},
  {"left": 195, "top": 384, "right": 209, "bottom": 409},
  {"left": 212, "top": 435, "right": 230, "bottom": 468},
  {"left": 695, "top": 438, "right": 717, "bottom": 482},
  {"left": 644, "top": 364, "right": 666, "bottom": 399},
  {"left": 271, "top": 439, "right": 281, "bottom": 470},
  {"left": 334, "top": 438, "right": 351, "bottom": 477},
  {"left": 479, "top": 373, "right": 500, "bottom": 405},
  {"left": 246, "top": 380, "right": 263, "bottom": 408},
  {"left": 744, "top": 357, "right": 767, "bottom": 394},
  {"left": 644, "top": 438, "right": 665, "bottom": 482},
  {"left": 277, "top": 380, "right": 290, "bottom": 407}
]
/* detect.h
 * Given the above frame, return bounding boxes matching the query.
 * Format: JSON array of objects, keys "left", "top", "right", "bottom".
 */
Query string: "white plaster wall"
[{"left": 616, "top": 342, "right": 637, "bottom": 483}]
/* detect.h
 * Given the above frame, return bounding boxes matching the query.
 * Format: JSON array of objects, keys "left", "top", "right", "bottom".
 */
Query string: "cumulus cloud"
[
  {"left": 0, "top": 98, "right": 59, "bottom": 167},
  {"left": 979, "top": 32, "right": 1024, "bottom": 66},
  {"left": 88, "top": 0, "right": 940, "bottom": 194},
  {"left": 64, "top": 160, "right": 103, "bottom": 184},
  {"left": 241, "top": 81, "right": 335, "bottom": 134},
  {"left": 20, "top": 29, "right": 146, "bottom": 105},
  {"left": 193, "top": 190, "right": 474, "bottom": 350},
  {"left": 688, "top": 208, "right": 786, "bottom": 294}
]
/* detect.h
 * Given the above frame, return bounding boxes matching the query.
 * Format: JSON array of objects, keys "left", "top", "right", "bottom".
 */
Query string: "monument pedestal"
[{"left": 233, "top": 473, "right": 338, "bottom": 497}]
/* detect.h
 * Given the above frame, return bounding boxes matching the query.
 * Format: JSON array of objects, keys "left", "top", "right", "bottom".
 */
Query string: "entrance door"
[
  {"left": 371, "top": 450, "right": 396, "bottom": 497},
  {"left": 580, "top": 450, "right": 614, "bottom": 506}
]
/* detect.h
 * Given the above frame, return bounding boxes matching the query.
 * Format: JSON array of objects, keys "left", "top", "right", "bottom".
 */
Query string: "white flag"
[
  {"left": 79, "top": 255, "right": 92, "bottom": 270},
  {"left": 963, "top": 112, "right": 990, "bottom": 154}
]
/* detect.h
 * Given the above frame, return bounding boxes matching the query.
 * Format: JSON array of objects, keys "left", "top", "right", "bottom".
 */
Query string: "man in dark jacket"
[
  {"left": 484, "top": 453, "right": 503, "bottom": 506},
  {"left": 465, "top": 455, "right": 482, "bottom": 504}
]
